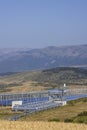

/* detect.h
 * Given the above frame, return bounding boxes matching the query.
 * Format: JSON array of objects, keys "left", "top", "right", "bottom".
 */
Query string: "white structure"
[
  {"left": 12, "top": 101, "right": 22, "bottom": 109},
  {"left": 54, "top": 100, "right": 67, "bottom": 106},
  {"left": 64, "top": 83, "right": 66, "bottom": 87}
]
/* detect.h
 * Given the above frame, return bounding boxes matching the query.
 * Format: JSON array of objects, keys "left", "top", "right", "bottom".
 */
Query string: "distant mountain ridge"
[{"left": 0, "top": 44, "right": 87, "bottom": 72}]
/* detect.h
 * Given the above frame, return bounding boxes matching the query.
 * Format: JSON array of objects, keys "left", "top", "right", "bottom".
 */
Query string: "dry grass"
[
  {"left": 0, "top": 78, "right": 87, "bottom": 94},
  {"left": 7, "top": 81, "right": 46, "bottom": 93},
  {"left": 0, "top": 107, "right": 22, "bottom": 120},
  {"left": 0, "top": 80, "right": 46, "bottom": 94},
  {"left": 67, "top": 85, "right": 87, "bottom": 89},
  {"left": 0, "top": 121, "right": 87, "bottom": 130}
]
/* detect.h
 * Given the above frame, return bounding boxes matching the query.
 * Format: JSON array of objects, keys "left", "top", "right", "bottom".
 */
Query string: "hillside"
[
  {"left": 0, "top": 45, "right": 87, "bottom": 72},
  {"left": 0, "top": 98, "right": 87, "bottom": 124},
  {"left": 0, "top": 67, "right": 87, "bottom": 93},
  {"left": 19, "top": 98, "right": 87, "bottom": 123}
]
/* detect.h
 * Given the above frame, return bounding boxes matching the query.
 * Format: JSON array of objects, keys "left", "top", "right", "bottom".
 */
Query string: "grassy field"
[
  {"left": 0, "top": 121, "right": 87, "bottom": 130},
  {"left": 18, "top": 98, "right": 87, "bottom": 123}
]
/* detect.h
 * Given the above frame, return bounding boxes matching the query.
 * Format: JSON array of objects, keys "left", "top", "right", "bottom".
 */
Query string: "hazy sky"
[{"left": 0, "top": 0, "right": 87, "bottom": 48}]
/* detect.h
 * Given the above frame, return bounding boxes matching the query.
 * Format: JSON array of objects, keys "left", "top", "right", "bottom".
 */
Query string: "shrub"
[
  {"left": 48, "top": 118, "right": 60, "bottom": 122},
  {"left": 78, "top": 111, "right": 87, "bottom": 116},
  {"left": 64, "top": 118, "right": 73, "bottom": 123},
  {"left": 73, "top": 116, "right": 87, "bottom": 123}
]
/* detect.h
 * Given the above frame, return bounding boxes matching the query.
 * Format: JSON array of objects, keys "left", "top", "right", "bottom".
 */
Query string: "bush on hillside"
[
  {"left": 64, "top": 118, "right": 73, "bottom": 123},
  {"left": 78, "top": 111, "right": 87, "bottom": 116}
]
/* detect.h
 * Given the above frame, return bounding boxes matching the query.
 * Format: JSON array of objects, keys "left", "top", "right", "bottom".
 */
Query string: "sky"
[{"left": 0, "top": 0, "right": 87, "bottom": 48}]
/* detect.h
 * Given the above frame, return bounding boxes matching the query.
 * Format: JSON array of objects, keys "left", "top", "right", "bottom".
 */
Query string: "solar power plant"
[{"left": 0, "top": 88, "right": 87, "bottom": 112}]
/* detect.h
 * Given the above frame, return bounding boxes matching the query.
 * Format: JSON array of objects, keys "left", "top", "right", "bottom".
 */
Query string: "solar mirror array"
[{"left": 0, "top": 86, "right": 87, "bottom": 113}]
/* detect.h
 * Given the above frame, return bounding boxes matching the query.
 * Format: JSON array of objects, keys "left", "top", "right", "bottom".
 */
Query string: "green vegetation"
[
  {"left": 64, "top": 111, "right": 87, "bottom": 124},
  {"left": 73, "top": 115, "right": 87, "bottom": 124}
]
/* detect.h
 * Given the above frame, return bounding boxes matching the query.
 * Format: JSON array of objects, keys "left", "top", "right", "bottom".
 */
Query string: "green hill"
[{"left": 0, "top": 67, "right": 87, "bottom": 93}]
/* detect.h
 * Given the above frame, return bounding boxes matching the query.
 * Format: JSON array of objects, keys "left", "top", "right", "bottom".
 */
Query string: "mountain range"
[{"left": 0, "top": 44, "right": 87, "bottom": 72}]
